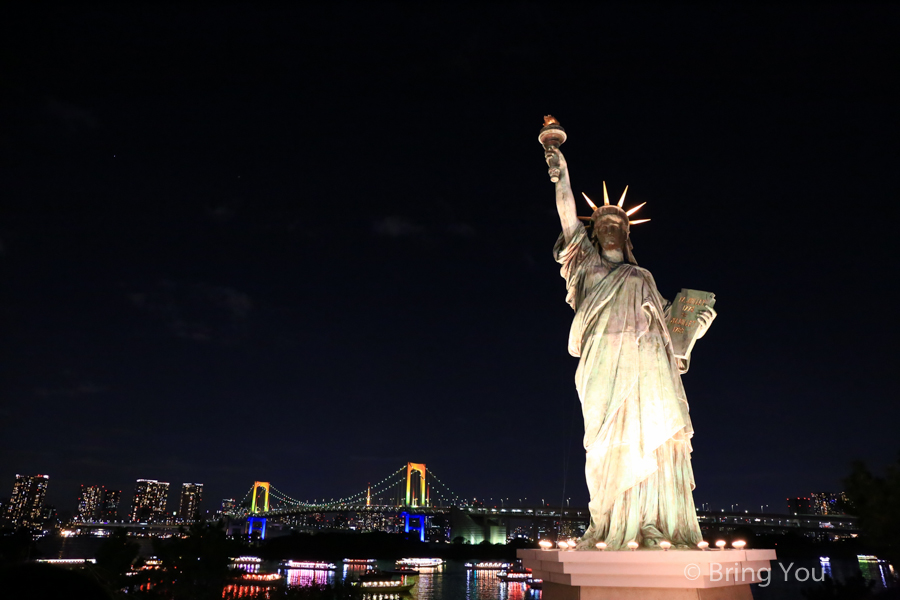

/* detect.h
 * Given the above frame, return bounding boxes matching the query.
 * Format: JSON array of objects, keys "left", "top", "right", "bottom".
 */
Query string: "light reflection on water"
[
  {"left": 497, "top": 580, "right": 530, "bottom": 600},
  {"left": 858, "top": 556, "right": 893, "bottom": 590},
  {"left": 368, "top": 561, "right": 539, "bottom": 600},
  {"left": 466, "top": 568, "right": 501, "bottom": 600},
  {"left": 222, "top": 557, "right": 898, "bottom": 600},
  {"left": 223, "top": 584, "right": 270, "bottom": 598},
  {"left": 275, "top": 558, "right": 900, "bottom": 600},
  {"left": 273, "top": 561, "right": 541, "bottom": 600},
  {"left": 819, "top": 557, "right": 832, "bottom": 580},
  {"left": 754, "top": 556, "right": 897, "bottom": 599}
]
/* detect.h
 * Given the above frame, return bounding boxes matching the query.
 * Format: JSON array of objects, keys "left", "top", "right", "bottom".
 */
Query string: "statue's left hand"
[{"left": 695, "top": 306, "right": 717, "bottom": 339}]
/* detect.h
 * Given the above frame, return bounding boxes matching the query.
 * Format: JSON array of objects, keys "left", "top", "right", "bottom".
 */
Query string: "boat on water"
[
  {"left": 238, "top": 572, "right": 282, "bottom": 586},
  {"left": 528, "top": 578, "right": 543, "bottom": 590},
  {"left": 395, "top": 558, "right": 443, "bottom": 567},
  {"left": 355, "top": 570, "right": 417, "bottom": 594},
  {"left": 343, "top": 558, "right": 376, "bottom": 565},
  {"left": 281, "top": 560, "right": 338, "bottom": 570},
  {"left": 464, "top": 561, "right": 509, "bottom": 570},
  {"left": 498, "top": 561, "right": 533, "bottom": 583}
]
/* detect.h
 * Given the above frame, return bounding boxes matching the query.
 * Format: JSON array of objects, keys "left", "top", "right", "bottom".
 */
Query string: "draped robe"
[{"left": 554, "top": 226, "right": 702, "bottom": 549}]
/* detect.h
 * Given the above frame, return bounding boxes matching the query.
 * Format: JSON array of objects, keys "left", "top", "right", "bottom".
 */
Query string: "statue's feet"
[
  {"left": 640, "top": 525, "right": 665, "bottom": 549},
  {"left": 573, "top": 526, "right": 605, "bottom": 550},
  {"left": 575, "top": 537, "right": 598, "bottom": 551}
]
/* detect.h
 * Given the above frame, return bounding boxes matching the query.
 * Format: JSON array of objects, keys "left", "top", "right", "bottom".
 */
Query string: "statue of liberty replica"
[{"left": 540, "top": 117, "right": 716, "bottom": 550}]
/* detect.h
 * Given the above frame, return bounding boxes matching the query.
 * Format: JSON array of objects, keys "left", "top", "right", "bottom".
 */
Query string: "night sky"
[{"left": 3, "top": 5, "right": 898, "bottom": 517}]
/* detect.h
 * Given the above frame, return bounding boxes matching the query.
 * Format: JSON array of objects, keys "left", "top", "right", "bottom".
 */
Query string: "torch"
[{"left": 538, "top": 115, "right": 567, "bottom": 183}]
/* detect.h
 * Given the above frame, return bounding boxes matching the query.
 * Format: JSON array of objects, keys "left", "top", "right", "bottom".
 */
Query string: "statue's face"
[{"left": 593, "top": 214, "right": 627, "bottom": 252}]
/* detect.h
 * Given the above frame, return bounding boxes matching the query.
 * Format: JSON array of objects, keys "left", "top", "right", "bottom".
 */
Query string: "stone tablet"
[{"left": 667, "top": 289, "right": 716, "bottom": 361}]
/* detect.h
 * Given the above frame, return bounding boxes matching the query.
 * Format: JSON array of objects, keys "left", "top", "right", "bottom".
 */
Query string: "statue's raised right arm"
[{"left": 546, "top": 147, "right": 582, "bottom": 245}]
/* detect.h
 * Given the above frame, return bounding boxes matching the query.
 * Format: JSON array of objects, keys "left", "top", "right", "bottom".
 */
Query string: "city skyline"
[
  {"left": 0, "top": 468, "right": 853, "bottom": 526},
  {"left": 5, "top": 474, "right": 49, "bottom": 528},
  {"left": 3, "top": 5, "right": 899, "bottom": 519}
]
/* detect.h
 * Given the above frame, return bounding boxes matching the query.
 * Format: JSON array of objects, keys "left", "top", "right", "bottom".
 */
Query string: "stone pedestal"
[{"left": 518, "top": 548, "right": 776, "bottom": 600}]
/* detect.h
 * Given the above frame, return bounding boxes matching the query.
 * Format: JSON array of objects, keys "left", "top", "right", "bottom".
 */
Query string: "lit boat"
[
  {"left": 141, "top": 558, "right": 163, "bottom": 571},
  {"left": 343, "top": 558, "right": 377, "bottom": 565},
  {"left": 355, "top": 570, "right": 417, "bottom": 594},
  {"left": 282, "top": 560, "right": 338, "bottom": 570},
  {"left": 395, "top": 558, "right": 443, "bottom": 567},
  {"left": 465, "top": 561, "right": 509, "bottom": 570},
  {"left": 239, "top": 572, "right": 282, "bottom": 586},
  {"left": 529, "top": 578, "right": 543, "bottom": 590},
  {"left": 498, "top": 570, "right": 531, "bottom": 582},
  {"left": 231, "top": 556, "right": 263, "bottom": 564},
  {"left": 35, "top": 559, "right": 97, "bottom": 565},
  {"left": 498, "top": 561, "right": 533, "bottom": 583}
]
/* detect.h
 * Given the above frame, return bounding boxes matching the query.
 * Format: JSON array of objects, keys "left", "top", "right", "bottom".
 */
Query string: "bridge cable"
[
  {"left": 263, "top": 465, "right": 406, "bottom": 511},
  {"left": 224, "top": 484, "right": 256, "bottom": 517},
  {"left": 425, "top": 468, "right": 461, "bottom": 505}
]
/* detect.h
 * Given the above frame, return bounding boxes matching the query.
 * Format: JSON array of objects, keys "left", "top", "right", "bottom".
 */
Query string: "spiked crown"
[{"left": 578, "top": 182, "right": 647, "bottom": 265}]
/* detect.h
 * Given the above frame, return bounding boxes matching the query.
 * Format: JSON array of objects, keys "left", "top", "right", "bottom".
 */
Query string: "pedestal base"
[
  {"left": 542, "top": 581, "right": 753, "bottom": 600},
  {"left": 518, "top": 548, "right": 776, "bottom": 600}
]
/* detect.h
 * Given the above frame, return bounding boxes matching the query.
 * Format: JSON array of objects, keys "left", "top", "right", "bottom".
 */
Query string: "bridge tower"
[
  {"left": 247, "top": 481, "right": 270, "bottom": 539},
  {"left": 250, "top": 481, "right": 270, "bottom": 513},
  {"left": 405, "top": 463, "right": 427, "bottom": 507}
]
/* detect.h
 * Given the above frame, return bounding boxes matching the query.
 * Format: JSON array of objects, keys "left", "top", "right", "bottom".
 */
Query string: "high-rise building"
[
  {"left": 101, "top": 489, "right": 121, "bottom": 520},
  {"left": 41, "top": 505, "right": 59, "bottom": 529},
  {"left": 787, "top": 497, "right": 812, "bottom": 515},
  {"left": 220, "top": 498, "right": 235, "bottom": 515},
  {"left": 131, "top": 480, "right": 169, "bottom": 523},
  {"left": 76, "top": 485, "right": 106, "bottom": 522},
  {"left": 179, "top": 483, "right": 203, "bottom": 522},
  {"left": 7, "top": 474, "right": 50, "bottom": 528},
  {"left": 77, "top": 485, "right": 121, "bottom": 521},
  {"left": 810, "top": 492, "right": 848, "bottom": 516}
]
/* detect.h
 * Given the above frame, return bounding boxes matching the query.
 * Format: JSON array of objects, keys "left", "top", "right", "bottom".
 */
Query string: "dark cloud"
[
  {"left": 34, "top": 382, "right": 108, "bottom": 398},
  {"left": 372, "top": 216, "right": 426, "bottom": 238},
  {"left": 30, "top": 369, "right": 109, "bottom": 399},
  {"left": 129, "top": 281, "right": 252, "bottom": 343},
  {"left": 44, "top": 97, "right": 98, "bottom": 132},
  {"left": 447, "top": 222, "right": 476, "bottom": 237},
  {"left": 349, "top": 455, "right": 408, "bottom": 464}
]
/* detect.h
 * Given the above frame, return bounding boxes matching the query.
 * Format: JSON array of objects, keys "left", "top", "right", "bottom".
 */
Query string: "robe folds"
[{"left": 554, "top": 226, "right": 702, "bottom": 549}]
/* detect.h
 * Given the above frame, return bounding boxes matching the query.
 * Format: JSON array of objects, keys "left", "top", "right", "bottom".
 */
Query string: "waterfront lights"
[
  {"left": 697, "top": 541, "right": 709, "bottom": 550},
  {"left": 595, "top": 542, "right": 607, "bottom": 551},
  {"left": 715, "top": 540, "right": 727, "bottom": 550},
  {"left": 539, "top": 540, "right": 553, "bottom": 551},
  {"left": 627, "top": 541, "right": 639, "bottom": 551},
  {"left": 660, "top": 541, "right": 671, "bottom": 551},
  {"left": 732, "top": 540, "right": 746, "bottom": 550}
]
